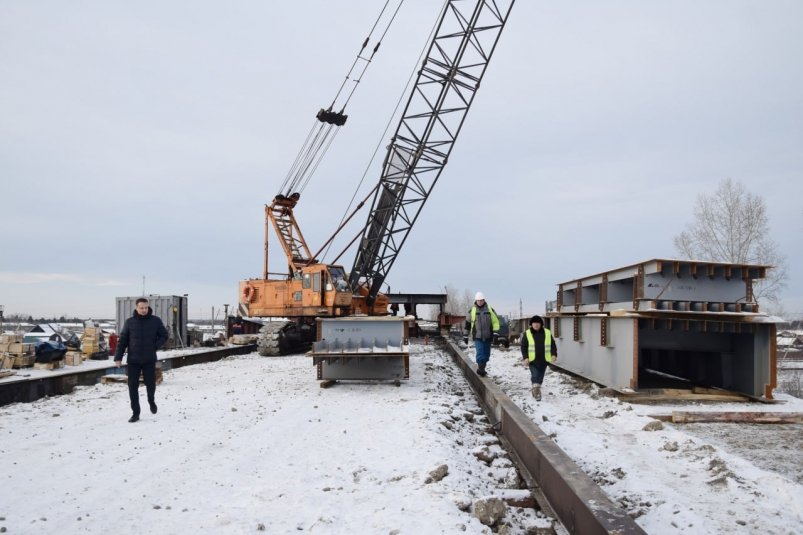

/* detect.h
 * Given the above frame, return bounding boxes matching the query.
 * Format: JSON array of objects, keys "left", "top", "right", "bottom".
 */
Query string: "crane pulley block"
[{"left": 317, "top": 108, "right": 348, "bottom": 126}]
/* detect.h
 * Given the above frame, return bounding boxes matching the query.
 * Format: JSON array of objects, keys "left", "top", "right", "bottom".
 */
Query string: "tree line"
[{"left": 1, "top": 314, "right": 94, "bottom": 324}]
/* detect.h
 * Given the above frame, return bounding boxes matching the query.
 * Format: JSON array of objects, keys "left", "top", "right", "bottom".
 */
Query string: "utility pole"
[{"left": 519, "top": 298, "right": 523, "bottom": 319}]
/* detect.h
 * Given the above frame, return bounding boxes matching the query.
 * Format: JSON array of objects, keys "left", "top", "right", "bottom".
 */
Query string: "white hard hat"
[{"left": 474, "top": 291, "right": 485, "bottom": 301}]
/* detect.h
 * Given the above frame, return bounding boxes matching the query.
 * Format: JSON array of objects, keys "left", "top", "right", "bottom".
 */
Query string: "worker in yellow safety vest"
[
  {"left": 463, "top": 291, "right": 500, "bottom": 377},
  {"left": 520, "top": 315, "right": 558, "bottom": 401}
]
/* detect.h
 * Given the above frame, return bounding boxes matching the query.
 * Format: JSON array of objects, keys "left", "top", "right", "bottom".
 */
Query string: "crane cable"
[
  {"left": 278, "top": 0, "right": 405, "bottom": 198},
  {"left": 296, "top": 1, "right": 408, "bottom": 196},
  {"left": 323, "top": 0, "right": 450, "bottom": 264}
]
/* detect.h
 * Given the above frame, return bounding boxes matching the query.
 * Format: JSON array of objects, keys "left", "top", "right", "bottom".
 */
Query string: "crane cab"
[{"left": 240, "top": 264, "right": 354, "bottom": 318}]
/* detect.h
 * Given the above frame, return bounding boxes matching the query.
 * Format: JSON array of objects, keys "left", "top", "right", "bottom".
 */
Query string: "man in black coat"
[{"left": 114, "top": 298, "right": 169, "bottom": 422}]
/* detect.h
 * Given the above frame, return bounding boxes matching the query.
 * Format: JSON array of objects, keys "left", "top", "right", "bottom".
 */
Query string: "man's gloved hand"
[
  {"left": 493, "top": 332, "right": 499, "bottom": 344},
  {"left": 463, "top": 336, "right": 468, "bottom": 344}
]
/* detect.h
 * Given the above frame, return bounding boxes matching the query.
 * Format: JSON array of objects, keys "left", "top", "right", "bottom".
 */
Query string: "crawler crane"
[{"left": 239, "top": 0, "right": 516, "bottom": 356}]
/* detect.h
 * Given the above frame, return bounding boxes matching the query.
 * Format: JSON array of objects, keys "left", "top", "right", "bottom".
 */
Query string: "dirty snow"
[{"left": 0, "top": 340, "right": 801, "bottom": 534}]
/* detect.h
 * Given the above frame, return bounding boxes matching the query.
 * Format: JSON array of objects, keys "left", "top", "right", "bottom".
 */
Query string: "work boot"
[
  {"left": 531, "top": 385, "right": 541, "bottom": 401},
  {"left": 128, "top": 414, "right": 140, "bottom": 423},
  {"left": 149, "top": 401, "right": 158, "bottom": 414},
  {"left": 477, "top": 363, "right": 487, "bottom": 377}
]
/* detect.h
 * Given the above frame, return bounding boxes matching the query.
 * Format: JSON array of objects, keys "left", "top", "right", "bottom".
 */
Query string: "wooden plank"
[
  {"left": 33, "top": 360, "right": 65, "bottom": 371},
  {"left": 100, "top": 375, "right": 127, "bottom": 384},
  {"left": 100, "top": 370, "right": 163, "bottom": 385},
  {"left": 610, "top": 387, "right": 748, "bottom": 403},
  {"left": 626, "top": 393, "right": 748, "bottom": 403},
  {"left": 692, "top": 386, "right": 728, "bottom": 395},
  {"left": 670, "top": 411, "right": 803, "bottom": 424}
]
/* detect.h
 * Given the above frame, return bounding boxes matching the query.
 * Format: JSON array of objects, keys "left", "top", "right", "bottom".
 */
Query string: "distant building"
[{"left": 27, "top": 323, "right": 61, "bottom": 336}]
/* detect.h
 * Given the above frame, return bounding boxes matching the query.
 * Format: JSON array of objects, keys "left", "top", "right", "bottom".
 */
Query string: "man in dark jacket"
[
  {"left": 520, "top": 315, "right": 558, "bottom": 401},
  {"left": 114, "top": 298, "right": 169, "bottom": 422}
]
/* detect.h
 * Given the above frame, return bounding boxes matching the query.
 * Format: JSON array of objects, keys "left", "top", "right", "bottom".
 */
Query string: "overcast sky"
[{"left": 1, "top": 0, "right": 801, "bottom": 320}]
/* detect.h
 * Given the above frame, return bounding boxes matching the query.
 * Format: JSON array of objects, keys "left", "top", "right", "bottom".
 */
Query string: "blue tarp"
[{"left": 35, "top": 340, "right": 67, "bottom": 363}]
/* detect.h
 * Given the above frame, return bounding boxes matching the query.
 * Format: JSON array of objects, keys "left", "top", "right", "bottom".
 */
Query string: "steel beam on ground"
[{"left": 445, "top": 340, "right": 646, "bottom": 534}]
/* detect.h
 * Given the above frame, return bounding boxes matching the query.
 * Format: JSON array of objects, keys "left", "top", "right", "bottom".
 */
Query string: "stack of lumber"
[
  {"left": 64, "top": 350, "right": 82, "bottom": 366},
  {"left": 0, "top": 334, "right": 35, "bottom": 369},
  {"left": 81, "top": 327, "right": 101, "bottom": 356}
]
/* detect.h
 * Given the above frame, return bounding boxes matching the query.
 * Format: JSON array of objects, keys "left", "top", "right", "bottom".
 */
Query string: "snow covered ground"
[
  {"left": 1, "top": 341, "right": 801, "bottom": 534},
  {"left": 0, "top": 344, "right": 550, "bottom": 534},
  {"left": 482, "top": 344, "right": 803, "bottom": 534}
]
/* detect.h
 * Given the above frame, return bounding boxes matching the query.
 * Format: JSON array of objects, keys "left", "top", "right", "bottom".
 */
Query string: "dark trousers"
[
  {"left": 528, "top": 362, "right": 547, "bottom": 385},
  {"left": 127, "top": 361, "right": 156, "bottom": 415}
]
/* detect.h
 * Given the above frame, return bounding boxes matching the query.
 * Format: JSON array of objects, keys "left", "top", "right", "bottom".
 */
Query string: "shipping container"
[{"left": 115, "top": 295, "right": 188, "bottom": 349}]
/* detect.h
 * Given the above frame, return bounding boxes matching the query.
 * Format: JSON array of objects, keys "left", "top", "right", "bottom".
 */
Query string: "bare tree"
[
  {"left": 443, "top": 285, "right": 460, "bottom": 314},
  {"left": 443, "top": 284, "right": 474, "bottom": 315},
  {"left": 462, "top": 288, "right": 475, "bottom": 315},
  {"left": 674, "top": 178, "right": 788, "bottom": 304}
]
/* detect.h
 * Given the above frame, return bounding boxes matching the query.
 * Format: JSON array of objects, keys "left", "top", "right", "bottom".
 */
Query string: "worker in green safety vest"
[{"left": 520, "top": 315, "right": 558, "bottom": 401}]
